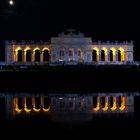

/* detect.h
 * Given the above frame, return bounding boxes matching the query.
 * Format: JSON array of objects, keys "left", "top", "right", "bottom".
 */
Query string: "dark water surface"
[
  {"left": 0, "top": 92, "right": 140, "bottom": 139},
  {"left": 0, "top": 66, "right": 140, "bottom": 139}
]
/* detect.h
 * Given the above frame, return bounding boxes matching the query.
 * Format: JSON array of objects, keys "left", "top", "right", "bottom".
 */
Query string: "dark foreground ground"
[{"left": 0, "top": 65, "right": 140, "bottom": 93}]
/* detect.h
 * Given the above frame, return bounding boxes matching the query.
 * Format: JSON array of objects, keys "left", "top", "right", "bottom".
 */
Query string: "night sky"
[{"left": 0, "top": 0, "right": 139, "bottom": 60}]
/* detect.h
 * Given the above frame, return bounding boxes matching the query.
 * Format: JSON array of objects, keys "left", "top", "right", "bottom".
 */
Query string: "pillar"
[
  {"left": 65, "top": 50, "right": 69, "bottom": 62},
  {"left": 105, "top": 53, "right": 108, "bottom": 62},
  {"left": 22, "top": 51, "right": 24, "bottom": 63},
  {"left": 116, "top": 52, "right": 118, "bottom": 62},
  {"left": 113, "top": 53, "right": 116, "bottom": 62},
  {"left": 116, "top": 96, "right": 119, "bottom": 112},
  {"left": 32, "top": 50, "right": 34, "bottom": 63},
  {"left": 40, "top": 51, "right": 43, "bottom": 63},
  {"left": 75, "top": 51, "right": 78, "bottom": 62},
  {"left": 99, "top": 50, "right": 101, "bottom": 62}
]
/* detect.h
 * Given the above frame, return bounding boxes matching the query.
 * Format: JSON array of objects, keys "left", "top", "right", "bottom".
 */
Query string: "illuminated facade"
[{"left": 5, "top": 30, "right": 134, "bottom": 65}]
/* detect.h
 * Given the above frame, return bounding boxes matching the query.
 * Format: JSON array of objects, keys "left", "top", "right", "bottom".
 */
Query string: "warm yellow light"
[
  {"left": 33, "top": 107, "right": 41, "bottom": 112},
  {"left": 118, "top": 47, "right": 125, "bottom": 61},
  {"left": 101, "top": 47, "right": 108, "bottom": 55},
  {"left": 110, "top": 47, "right": 116, "bottom": 55},
  {"left": 93, "top": 97, "right": 100, "bottom": 112},
  {"left": 24, "top": 47, "right": 31, "bottom": 52},
  {"left": 14, "top": 97, "right": 22, "bottom": 113},
  {"left": 119, "top": 96, "right": 126, "bottom": 111},
  {"left": 111, "top": 97, "right": 117, "bottom": 111},
  {"left": 33, "top": 47, "right": 40, "bottom": 51},
  {"left": 24, "top": 106, "right": 31, "bottom": 113},
  {"left": 43, "top": 106, "right": 50, "bottom": 112},
  {"left": 15, "top": 104, "right": 22, "bottom": 113},
  {"left": 102, "top": 97, "right": 109, "bottom": 111},
  {"left": 42, "top": 48, "right": 49, "bottom": 52},
  {"left": 93, "top": 47, "right": 99, "bottom": 55},
  {"left": 15, "top": 47, "right": 22, "bottom": 55}
]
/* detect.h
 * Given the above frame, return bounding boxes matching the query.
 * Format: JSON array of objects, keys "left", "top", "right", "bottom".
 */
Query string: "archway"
[
  {"left": 26, "top": 97, "right": 32, "bottom": 110},
  {"left": 92, "top": 50, "right": 97, "bottom": 62},
  {"left": 35, "top": 49, "right": 40, "bottom": 62},
  {"left": 118, "top": 50, "right": 121, "bottom": 61},
  {"left": 101, "top": 50, "right": 105, "bottom": 61},
  {"left": 17, "top": 50, "right": 22, "bottom": 62},
  {"left": 44, "top": 97, "right": 50, "bottom": 109},
  {"left": 17, "top": 97, "right": 23, "bottom": 110},
  {"left": 102, "top": 97, "right": 105, "bottom": 108},
  {"left": 26, "top": 50, "right": 31, "bottom": 62},
  {"left": 68, "top": 48, "right": 74, "bottom": 61},
  {"left": 59, "top": 98, "right": 65, "bottom": 112},
  {"left": 118, "top": 48, "right": 124, "bottom": 61},
  {"left": 109, "top": 50, "right": 113, "bottom": 61},
  {"left": 43, "top": 50, "right": 50, "bottom": 62},
  {"left": 93, "top": 96, "right": 100, "bottom": 111}
]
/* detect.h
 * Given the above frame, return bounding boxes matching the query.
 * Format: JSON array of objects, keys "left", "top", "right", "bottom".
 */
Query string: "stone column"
[
  {"left": 116, "top": 96, "right": 119, "bottom": 112},
  {"left": 116, "top": 52, "right": 118, "bottom": 62},
  {"left": 24, "top": 51, "right": 27, "bottom": 63},
  {"left": 75, "top": 96, "right": 78, "bottom": 112},
  {"left": 113, "top": 53, "right": 116, "bottom": 62},
  {"left": 108, "top": 52, "right": 110, "bottom": 62},
  {"left": 65, "top": 50, "right": 69, "bottom": 62},
  {"left": 75, "top": 51, "right": 78, "bottom": 62},
  {"left": 40, "top": 51, "right": 43, "bottom": 64},
  {"left": 99, "top": 51, "right": 101, "bottom": 62},
  {"left": 32, "top": 50, "right": 34, "bottom": 63}
]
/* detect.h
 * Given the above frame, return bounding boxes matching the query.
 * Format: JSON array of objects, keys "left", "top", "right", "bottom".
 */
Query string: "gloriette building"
[{"left": 5, "top": 29, "right": 134, "bottom": 65}]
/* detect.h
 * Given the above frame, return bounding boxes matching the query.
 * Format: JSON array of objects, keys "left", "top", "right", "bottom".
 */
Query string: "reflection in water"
[{"left": 0, "top": 92, "right": 139, "bottom": 123}]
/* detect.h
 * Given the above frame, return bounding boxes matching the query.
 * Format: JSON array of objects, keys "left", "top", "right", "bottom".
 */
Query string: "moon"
[{"left": 9, "top": 0, "right": 14, "bottom": 5}]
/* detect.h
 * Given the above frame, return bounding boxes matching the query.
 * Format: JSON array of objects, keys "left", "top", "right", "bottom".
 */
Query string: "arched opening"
[
  {"left": 102, "top": 97, "right": 105, "bottom": 108},
  {"left": 110, "top": 96, "right": 113, "bottom": 108},
  {"left": 59, "top": 98, "right": 65, "bottom": 111},
  {"left": 43, "top": 50, "right": 50, "bottom": 62},
  {"left": 110, "top": 96, "right": 117, "bottom": 111},
  {"left": 14, "top": 97, "right": 22, "bottom": 113},
  {"left": 101, "top": 50, "right": 105, "bottom": 61},
  {"left": 17, "top": 50, "right": 22, "bottom": 62},
  {"left": 69, "top": 97, "right": 74, "bottom": 111},
  {"left": 18, "top": 97, "right": 23, "bottom": 110},
  {"left": 78, "top": 97, "right": 84, "bottom": 111},
  {"left": 110, "top": 50, "right": 113, "bottom": 61},
  {"left": 59, "top": 49, "right": 65, "bottom": 61},
  {"left": 26, "top": 50, "right": 31, "bottom": 62},
  {"left": 93, "top": 96, "right": 97, "bottom": 108},
  {"left": 118, "top": 48, "right": 125, "bottom": 62},
  {"left": 118, "top": 96, "right": 121, "bottom": 107},
  {"left": 93, "top": 96, "right": 100, "bottom": 111},
  {"left": 35, "top": 97, "right": 41, "bottom": 109},
  {"left": 68, "top": 48, "right": 74, "bottom": 61},
  {"left": 118, "top": 50, "right": 121, "bottom": 61},
  {"left": 35, "top": 50, "right": 40, "bottom": 62},
  {"left": 26, "top": 97, "right": 32, "bottom": 110},
  {"left": 44, "top": 97, "right": 50, "bottom": 109},
  {"left": 92, "top": 50, "right": 97, "bottom": 62},
  {"left": 119, "top": 96, "right": 126, "bottom": 111}
]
